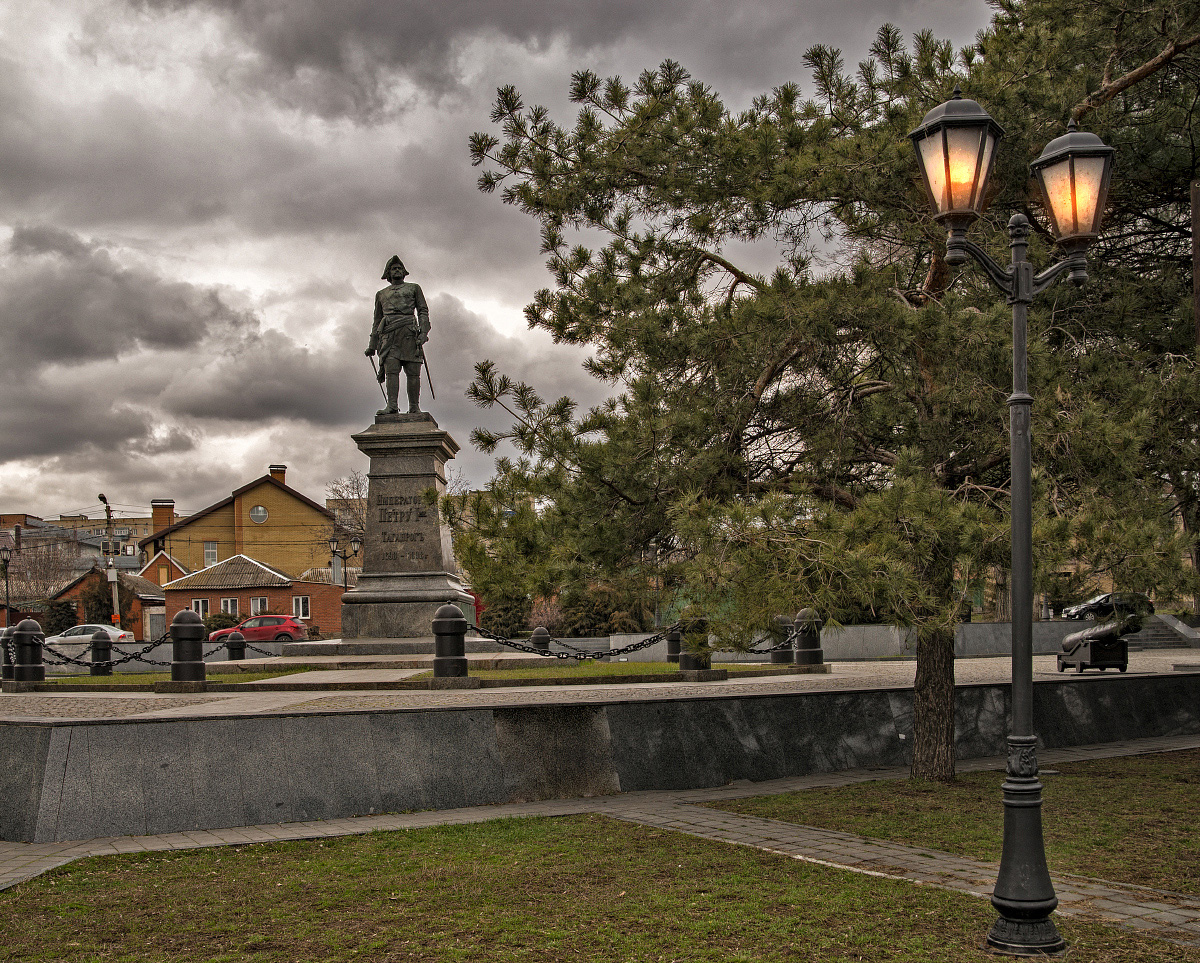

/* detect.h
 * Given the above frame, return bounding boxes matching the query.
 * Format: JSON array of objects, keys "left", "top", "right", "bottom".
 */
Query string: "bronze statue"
[{"left": 366, "top": 255, "right": 431, "bottom": 415}]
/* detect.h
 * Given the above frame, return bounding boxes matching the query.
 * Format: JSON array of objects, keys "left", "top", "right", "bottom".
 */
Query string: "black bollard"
[
  {"left": 1, "top": 625, "right": 13, "bottom": 681},
  {"left": 794, "top": 608, "right": 825, "bottom": 666},
  {"left": 90, "top": 628, "right": 113, "bottom": 677},
  {"left": 770, "top": 614, "right": 795, "bottom": 664},
  {"left": 432, "top": 603, "right": 468, "bottom": 678},
  {"left": 13, "top": 618, "right": 45, "bottom": 683},
  {"left": 666, "top": 625, "right": 681, "bottom": 664},
  {"left": 530, "top": 626, "right": 550, "bottom": 653},
  {"left": 226, "top": 631, "right": 245, "bottom": 661},
  {"left": 678, "top": 609, "right": 710, "bottom": 671},
  {"left": 170, "top": 609, "right": 207, "bottom": 683}
]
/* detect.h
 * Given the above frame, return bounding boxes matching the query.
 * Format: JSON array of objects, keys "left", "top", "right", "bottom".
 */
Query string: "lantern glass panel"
[
  {"left": 944, "top": 126, "right": 987, "bottom": 210},
  {"left": 1037, "top": 159, "right": 1073, "bottom": 236},
  {"left": 916, "top": 133, "right": 949, "bottom": 213},
  {"left": 1070, "top": 155, "right": 1107, "bottom": 234},
  {"left": 1038, "top": 154, "right": 1109, "bottom": 239}
]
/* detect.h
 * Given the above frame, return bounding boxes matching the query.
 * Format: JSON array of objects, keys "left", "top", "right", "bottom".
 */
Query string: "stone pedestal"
[{"left": 339, "top": 413, "right": 475, "bottom": 639}]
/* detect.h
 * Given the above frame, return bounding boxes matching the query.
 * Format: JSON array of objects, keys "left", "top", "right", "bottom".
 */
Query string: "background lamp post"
[
  {"left": 328, "top": 534, "right": 362, "bottom": 593},
  {"left": 0, "top": 543, "right": 11, "bottom": 628},
  {"left": 911, "top": 90, "right": 1114, "bottom": 956}
]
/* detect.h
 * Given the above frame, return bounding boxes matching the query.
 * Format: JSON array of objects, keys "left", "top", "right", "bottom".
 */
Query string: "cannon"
[{"left": 1057, "top": 614, "right": 1139, "bottom": 673}]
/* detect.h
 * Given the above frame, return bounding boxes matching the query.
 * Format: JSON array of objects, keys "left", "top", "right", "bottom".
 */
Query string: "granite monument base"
[
  {"left": 340, "top": 412, "right": 475, "bottom": 640},
  {"left": 340, "top": 574, "right": 475, "bottom": 640}
]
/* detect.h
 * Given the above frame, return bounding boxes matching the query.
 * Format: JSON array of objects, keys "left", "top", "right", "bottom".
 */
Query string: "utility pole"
[{"left": 98, "top": 494, "right": 119, "bottom": 626}]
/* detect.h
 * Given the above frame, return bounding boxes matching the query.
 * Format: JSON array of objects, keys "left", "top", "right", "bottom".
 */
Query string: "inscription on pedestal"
[
  {"left": 366, "top": 487, "right": 446, "bottom": 573},
  {"left": 373, "top": 493, "right": 433, "bottom": 568}
]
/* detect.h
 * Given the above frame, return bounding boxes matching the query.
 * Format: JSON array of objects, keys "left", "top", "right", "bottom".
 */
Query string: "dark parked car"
[
  {"left": 1062, "top": 592, "right": 1154, "bottom": 621},
  {"left": 208, "top": 615, "right": 307, "bottom": 643}
]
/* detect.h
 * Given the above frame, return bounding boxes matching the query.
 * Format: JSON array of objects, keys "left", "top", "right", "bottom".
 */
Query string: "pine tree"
[{"left": 461, "top": 1, "right": 1198, "bottom": 779}]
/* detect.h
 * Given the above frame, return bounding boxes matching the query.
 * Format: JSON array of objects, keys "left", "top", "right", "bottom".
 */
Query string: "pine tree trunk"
[{"left": 910, "top": 622, "right": 956, "bottom": 781}]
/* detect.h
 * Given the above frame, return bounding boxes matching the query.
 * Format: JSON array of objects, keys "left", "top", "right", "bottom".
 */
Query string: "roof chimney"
[
  {"left": 269, "top": 464, "right": 287, "bottom": 484},
  {"left": 151, "top": 499, "right": 175, "bottom": 533}
]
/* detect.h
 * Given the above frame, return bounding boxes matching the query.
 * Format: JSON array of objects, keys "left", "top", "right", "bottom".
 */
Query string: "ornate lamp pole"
[
  {"left": 0, "top": 542, "right": 12, "bottom": 628},
  {"left": 328, "top": 534, "right": 363, "bottom": 593},
  {"left": 910, "top": 89, "right": 1115, "bottom": 956}
]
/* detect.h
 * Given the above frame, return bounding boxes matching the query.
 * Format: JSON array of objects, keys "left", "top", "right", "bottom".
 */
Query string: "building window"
[
  {"left": 251, "top": 596, "right": 268, "bottom": 615},
  {"left": 221, "top": 598, "right": 238, "bottom": 617},
  {"left": 191, "top": 599, "right": 210, "bottom": 618},
  {"left": 204, "top": 542, "right": 218, "bottom": 567},
  {"left": 249, "top": 505, "right": 268, "bottom": 524},
  {"left": 292, "top": 596, "right": 310, "bottom": 619},
  {"left": 158, "top": 566, "right": 169, "bottom": 584}
]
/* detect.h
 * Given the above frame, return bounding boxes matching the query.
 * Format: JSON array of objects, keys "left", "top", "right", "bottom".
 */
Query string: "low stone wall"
[
  {"left": 615, "top": 621, "right": 1116, "bottom": 663},
  {"left": 3, "top": 672, "right": 1199, "bottom": 843}
]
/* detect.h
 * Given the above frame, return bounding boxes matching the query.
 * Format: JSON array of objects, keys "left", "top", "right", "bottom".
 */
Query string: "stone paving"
[
  {"left": 2, "top": 649, "right": 1193, "bottom": 720},
  {"left": 1, "top": 730, "right": 1197, "bottom": 948}
]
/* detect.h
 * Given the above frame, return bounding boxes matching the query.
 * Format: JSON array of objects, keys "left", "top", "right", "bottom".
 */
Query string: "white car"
[{"left": 44, "top": 623, "right": 135, "bottom": 647}]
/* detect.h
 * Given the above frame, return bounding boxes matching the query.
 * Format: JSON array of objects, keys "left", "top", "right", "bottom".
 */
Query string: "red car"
[{"left": 208, "top": 615, "right": 307, "bottom": 643}]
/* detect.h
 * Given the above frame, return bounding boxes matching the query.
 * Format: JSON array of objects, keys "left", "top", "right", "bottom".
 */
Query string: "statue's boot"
[
  {"left": 407, "top": 368, "right": 422, "bottom": 414},
  {"left": 377, "top": 370, "right": 401, "bottom": 416}
]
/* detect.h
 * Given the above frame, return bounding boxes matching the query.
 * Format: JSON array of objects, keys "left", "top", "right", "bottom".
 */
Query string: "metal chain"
[
  {"left": 42, "top": 632, "right": 175, "bottom": 669},
  {"left": 470, "top": 623, "right": 577, "bottom": 659},
  {"left": 468, "top": 623, "right": 679, "bottom": 661},
  {"left": 748, "top": 627, "right": 799, "bottom": 653}
]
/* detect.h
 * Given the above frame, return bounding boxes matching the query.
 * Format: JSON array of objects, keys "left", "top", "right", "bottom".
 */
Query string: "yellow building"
[{"left": 139, "top": 465, "right": 335, "bottom": 580}]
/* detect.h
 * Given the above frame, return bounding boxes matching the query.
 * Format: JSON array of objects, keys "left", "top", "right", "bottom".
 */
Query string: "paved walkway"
[
  {"left": 2, "top": 732, "right": 1197, "bottom": 947},
  {"left": 4, "top": 649, "right": 1195, "bottom": 720}
]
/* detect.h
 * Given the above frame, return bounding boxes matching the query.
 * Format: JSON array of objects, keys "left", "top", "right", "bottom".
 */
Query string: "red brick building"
[
  {"left": 138, "top": 550, "right": 190, "bottom": 588},
  {"left": 52, "top": 565, "right": 166, "bottom": 641},
  {"left": 163, "top": 554, "right": 346, "bottom": 636}
]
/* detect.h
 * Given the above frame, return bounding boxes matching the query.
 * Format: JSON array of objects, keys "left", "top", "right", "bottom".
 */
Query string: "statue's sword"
[{"left": 419, "top": 344, "right": 436, "bottom": 400}]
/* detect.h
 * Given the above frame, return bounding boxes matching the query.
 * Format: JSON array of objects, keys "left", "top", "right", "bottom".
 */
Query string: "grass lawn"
[
  {"left": 3, "top": 815, "right": 1194, "bottom": 963},
  {"left": 415, "top": 661, "right": 790, "bottom": 681},
  {"left": 709, "top": 749, "right": 1200, "bottom": 895},
  {"left": 41, "top": 669, "right": 313, "bottom": 686}
]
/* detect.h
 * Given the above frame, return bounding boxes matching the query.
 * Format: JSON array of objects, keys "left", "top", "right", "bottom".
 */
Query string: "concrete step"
[{"left": 1126, "top": 616, "right": 1194, "bottom": 650}]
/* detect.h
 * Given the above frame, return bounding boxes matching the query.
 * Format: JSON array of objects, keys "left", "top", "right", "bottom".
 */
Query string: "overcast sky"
[{"left": 0, "top": 0, "right": 991, "bottom": 521}]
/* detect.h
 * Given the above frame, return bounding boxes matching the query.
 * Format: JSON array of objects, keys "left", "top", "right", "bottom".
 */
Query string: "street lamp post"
[
  {"left": 910, "top": 88, "right": 1114, "bottom": 956},
  {"left": 0, "top": 543, "right": 12, "bottom": 629},
  {"left": 328, "top": 534, "right": 363, "bottom": 593}
]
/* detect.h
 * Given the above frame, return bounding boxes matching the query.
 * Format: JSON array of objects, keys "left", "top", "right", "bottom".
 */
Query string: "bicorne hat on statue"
[{"left": 382, "top": 255, "right": 407, "bottom": 280}]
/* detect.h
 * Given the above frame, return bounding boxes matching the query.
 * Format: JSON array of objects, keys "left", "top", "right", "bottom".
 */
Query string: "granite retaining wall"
[{"left": 3, "top": 672, "right": 1199, "bottom": 843}]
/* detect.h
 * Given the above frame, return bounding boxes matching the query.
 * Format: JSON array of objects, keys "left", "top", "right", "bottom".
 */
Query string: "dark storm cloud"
[
  {"left": 0, "top": 225, "right": 252, "bottom": 367},
  {"left": 0, "top": 385, "right": 163, "bottom": 463},
  {"left": 163, "top": 326, "right": 379, "bottom": 424},
  {"left": 122, "top": 0, "right": 991, "bottom": 120},
  {"left": 127, "top": 0, "right": 660, "bottom": 117}
]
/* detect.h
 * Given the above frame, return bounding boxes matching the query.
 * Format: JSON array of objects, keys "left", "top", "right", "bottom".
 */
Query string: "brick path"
[{"left": 2, "top": 733, "right": 1197, "bottom": 947}]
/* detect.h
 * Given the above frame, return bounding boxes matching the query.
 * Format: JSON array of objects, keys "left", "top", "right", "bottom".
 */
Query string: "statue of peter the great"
[{"left": 366, "top": 255, "right": 430, "bottom": 415}]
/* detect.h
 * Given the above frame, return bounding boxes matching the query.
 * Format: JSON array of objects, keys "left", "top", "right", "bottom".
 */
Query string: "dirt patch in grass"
[
  {"left": 709, "top": 749, "right": 1200, "bottom": 895},
  {"left": 3, "top": 815, "right": 1195, "bottom": 962}
]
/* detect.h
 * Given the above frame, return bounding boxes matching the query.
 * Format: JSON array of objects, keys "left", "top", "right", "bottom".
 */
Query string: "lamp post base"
[
  {"left": 986, "top": 916, "right": 1066, "bottom": 956},
  {"left": 987, "top": 735, "right": 1066, "bottom": 956}
]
